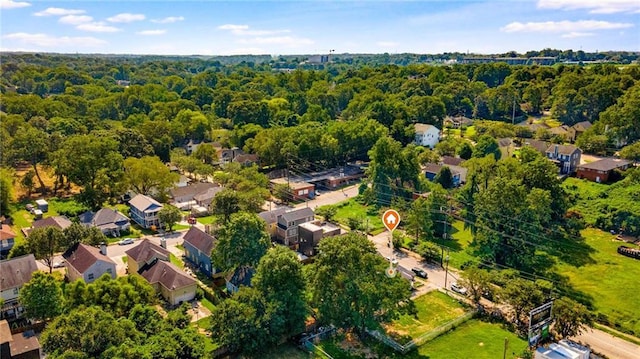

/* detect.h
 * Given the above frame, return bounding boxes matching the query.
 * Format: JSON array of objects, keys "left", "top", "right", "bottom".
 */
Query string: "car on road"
[
  {"left": 411, "top": 267, "right": 428, "bottom": 279},
  {"left": 53, "top": 260, "right": 65, "bottom": 268},
  {"left": 450, "top": 282, "right": 467, "bottom": 295},
  {"left": 385, "top": 256, "right": 399, "bottom": 266},
  {"left": 118, "top": 238, "right": 134, "bottom": 246}
]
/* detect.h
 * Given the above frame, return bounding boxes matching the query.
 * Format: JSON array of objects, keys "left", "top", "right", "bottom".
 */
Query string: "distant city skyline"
[{"left": 1, "top": 0, "right": 638, "bottom": 55}]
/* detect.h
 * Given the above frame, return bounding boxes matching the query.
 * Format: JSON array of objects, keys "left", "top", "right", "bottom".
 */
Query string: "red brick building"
[{"left": 576, "top": 158, "right": 632, "bottom": 183}]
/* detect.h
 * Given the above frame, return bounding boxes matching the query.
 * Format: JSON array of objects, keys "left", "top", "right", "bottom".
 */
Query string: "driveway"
[{"left": 295, "top": 184, "right": 359, "bottom": 209}]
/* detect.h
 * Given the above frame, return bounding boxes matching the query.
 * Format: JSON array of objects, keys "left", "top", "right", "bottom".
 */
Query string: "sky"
[{"left": 1, "top": 0, "right": 638, "bottom": 55}]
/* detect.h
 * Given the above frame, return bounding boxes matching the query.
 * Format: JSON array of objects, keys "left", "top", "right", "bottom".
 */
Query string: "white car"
[
  {"left": 53, "top": 260, "right": 65, "bottom": 268},
  {"left": 118, "top": 238, "right": 134, "bottom": 245},
  {"left": 451, "top": 282, "right": 468, "bottom": 295},
  {"left": 385, "top": 256, "right": 399, "bottom": 266}
]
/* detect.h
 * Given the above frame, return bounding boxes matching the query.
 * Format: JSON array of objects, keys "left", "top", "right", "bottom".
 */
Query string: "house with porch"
[
  {"left": 182, "top": 226, "right": 217, "bottom": 277},
  {"left": 414, "top": 123, "right": 440, "bottom": 149},
  {"left": 0, "top": 254, "right": 38, "bottom": 320},
  {"left": 78, "top": 208, "right": 130, "bottom": 237},
  {"left": 62, "top": 243, "right": 116, "bottom": 283},
  {"left": 125, "top": 239, "right": 170, "bottom": 274},
  {"left": 258, "top": 208, "right": 288, "bottom": 239},
  {"left": 545, "top": 144, "right": 581, "bottom": 174},
  {"left": 0, "top": 224, "right": 16, "bottom": 258},
  {"left": 169, "top": 182, "right": 219, "bottom": 210},
  {"left": 276, "top": 207, "right": 315, "bottom": 247},
  {"left": 129, "top": 194, "right": 163, "bottom": 229}
]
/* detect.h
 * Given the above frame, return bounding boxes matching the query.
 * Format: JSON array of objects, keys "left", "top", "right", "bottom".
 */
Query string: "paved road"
[
  {"left": 295, "top": 185, "right": 359, "bottom": 209},
  {"left": 573, "top": 327, "right": 640, "bottom": 359}
]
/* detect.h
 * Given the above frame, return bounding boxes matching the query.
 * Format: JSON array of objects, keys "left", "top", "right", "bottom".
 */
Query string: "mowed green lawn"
[
  {"left": 416, "top": 320, "right": 527, "bottom": 359},
  {"left": 385, "top": 291, "right": 466, "bottom": 342},
  {"left": 326, "top": 199, "right": 385, "bottom": 234},
  {"left": 554, "top": 228, "right": 640, "bottom": 335}
]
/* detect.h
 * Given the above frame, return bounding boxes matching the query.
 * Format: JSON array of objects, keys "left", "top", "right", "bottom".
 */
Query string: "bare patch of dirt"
[
  {"left": 13, "top": 164, "right": 80, "bottom": 201},
  {"left": 337, "top": 332, "right": 377, "bottom": 359}
]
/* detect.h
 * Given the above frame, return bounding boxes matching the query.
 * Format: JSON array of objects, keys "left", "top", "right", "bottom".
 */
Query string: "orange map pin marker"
[{"left": 382, "top": 209, "right": 400, "bottom": 232}]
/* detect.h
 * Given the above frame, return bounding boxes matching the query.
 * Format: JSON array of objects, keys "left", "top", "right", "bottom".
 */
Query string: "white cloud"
[
  {"left": 59, "top": 15, "right": 93, "bottom": 25},
  {"left": 107, "top": 13, "right": 145, "bottom": 23},
  {"left": 3, "top": 32, "right": 106, "bottom": 47},
  {"left": 1, "top": 0, "right": 31, "bottom": 9},
  {"left": 562, "top": 32, "right": 595, "bottom": 38},
  {"left": 238, "top": 36, "right": 314, "bottom": 47},
  {"left": 218, "top": 24, "right": 290, "bottom": 36},
  {"left": 538, "top": 0, "right": 640, "bottom": 14},
  {"left": 34, "top": 7, "right": 84, "bottom": 16},
  {"left": 137, "top": 29, "right": 166, "bottom": 36},
  {"left": 77, "top": 22, "right": 121, "bottom": 33},
  {"left": 223, "top": 47, "right": 269, "bottom": 55},
  {"left": 377, "top": 41, "right": 398, "bottom": 48},
  {"left": 501, "top": 20, "right": 633, "bottom": 33},
  {"left": 151, "top": 16, "right": 184, "bottom": 24}
]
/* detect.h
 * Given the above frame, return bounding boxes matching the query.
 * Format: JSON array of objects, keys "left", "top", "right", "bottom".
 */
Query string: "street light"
[{"left": 444, "top": 254, "right": 450, "bottom": 291}]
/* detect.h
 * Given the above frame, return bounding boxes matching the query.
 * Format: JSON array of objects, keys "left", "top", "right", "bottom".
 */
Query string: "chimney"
[
  {"left": 554, "top": 145, "right": 559, "bottom": 157},
  {"left": 100, "top": 242, "right": 107, "bottom": 256},
  {"left": 160, "top": 237, "right": 167, "bottom": 249}
]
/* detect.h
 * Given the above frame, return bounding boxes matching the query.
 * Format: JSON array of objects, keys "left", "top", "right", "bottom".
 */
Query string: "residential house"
[
  {"left": 220, "top": 147, "right": 246, "bottom": 164},
  {"left": 232, "top": 153, "right": 260, "bottom": 167},
  {"left": 139, "top": 260, "right": 197, "bottom": 306},
  {"left": 1, "top": 320, "right": 11, "bottom": 359},
  {"left": 0, "top": 254, "right": 38, "bottom": 320},
  {"left": 183, "top": 139, "right": 204, "bottom": 155},
  {"left": 424, "top": 163, "right": 462, "bottom": 187},
  {"left": 226, "top": 266, "right": 255, "bottom": 294},
  {"left": 545, "top": 144, "right": 582, "bottom": 174},
  {"left": 126, "top": 239, "right": 196, "bottom": 305},
  {"left": 523, "top": 139, "right": 550, "bottom": 155},
  {"left": 443, "top": 116, "right": 473, "bottom": 129},
  {"left": 549, "top": 125, "right": 570, "bottom": 140},
  {"left": 497, "top": 138, "right": 514, "bottom": 159},
  {"left": 568, "top": 121, "right": 592, "bottom": 143},
  {"left": 175, "top": 175, "right": 191, "bottom": 188},
  {"left": 276, "top": 207, "right": 315, "bottom": 247},
  {"left": 183, "top": 226, "right": 216, "bottom": 277},
  {"left": 78, "top": 208, "right": 130, "bottom": 237},
  {"left": 577, "top": 158, "right": 632, "bottom": 183},
  {"left": 169, "top": 182, "right": 218, "bottom": 210},
  {"left": 6, "top": 328, "right": 41, "bottom": 359},
  {"left": 23, "top": 215, "right": 72, "bottom": 237},
  {"left": 258, "top": 208, "right": 288, "bottom": 239},
  {"left": 129, "top": 194, "right": 163, "bottom": 229},
  {"left": 270, "top": 178, "right": 315, "bottom": 201},
  {"left": 440, "top": 156, "right": 464, "bottom": 167},
  {"left": 414, "top": 124, "right": 440, "bottom": 149},
  {"left": 125, "top": 239, "right": 170, "bottom": 274},
  {"left": 0, "top": 224, "right": 16, "bottom": 257},
  {"left": 62, "top": 243, "right": 116, "bottom": 283},
  {"left": 298, "top": 221, "right": 341, "bottom": 256},
  {"left": 193, "top": 186, "right": 224, "bottom": 214}
]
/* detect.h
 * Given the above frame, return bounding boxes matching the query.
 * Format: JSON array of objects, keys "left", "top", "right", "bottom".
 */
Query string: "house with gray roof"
[
  {"left": 139, "top": 259, "right": 197, "bottom": 305},
  {"left": 125, "top": 239, "right": 170, "bottom": 274},
  {"left": 169, "top": 182, "right": 219, "bottom": 210},
  {"left": 276, "top": 207, "right": 315, "bottom": 246},
  {"left": 258, "top": 208, "right": 288, "bottom": 239},
  {"left": 0, "top": 254, "right": 38, "bottom": 320},
  {"left": 79, "top": 208, "right": 130, "bottom": 237},
  {"left": 23, "top": 215, "right": 72, "bottom": 237},
  {"left": 183, "top": 226, "right": 217, "bottom": 277},
  {"left": 545, "top": 144, "right": 581, "bottom": 174},
  {"left": 577, "top": 158, "right": 632, "bottom": 183},
  {"left": 226, "top": 266, "right": 255, "bottom": 294},
  {"left": 62, "top": 243, "right": 116, "bottom": 283},
  {"left": 129, "top": 194, "right": 163, "bottom": 229}
]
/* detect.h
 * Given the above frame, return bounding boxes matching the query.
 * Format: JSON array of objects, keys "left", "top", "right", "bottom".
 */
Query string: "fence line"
[
  {"left": 366, "top": 310, "right": 476, "bottom": 354},
  {"left": 300, "top": 325, "right": 336, "bottom": 358}
]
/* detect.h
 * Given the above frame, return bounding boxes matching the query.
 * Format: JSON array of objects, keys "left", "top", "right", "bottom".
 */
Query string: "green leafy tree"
[
  {"left": 619, "top": 142, "right": 640, "bottom": 163},
  {"left": 62, "top": 223, "right": 108, "bottom": 248},
  {"left": 27, "top": 226, "right": 64, "bottom": 273},
  {"left": 212, "top": 212, "right": 271, "bottom": 271},
  {"left": 473, "top": 135, "right": 501, "bottom": 160},
  {"left": 460, "top": 267, "right": 492, "bottom": 308},
  {"left": 19, "top": 272, "right": 64, "bottom": 321},
  {"left": 20, "top": 169, "right": 36, "bottom": 197},
  {"left": 167, "top": 302, "right": 192, "bottom": 329},
  {"left": 457, "top": 141, "right": 473, "bottom": 160},
  {"left": 500, "top": 278, "right": 545, "bottom": 331},
  {"left": 11, "top": 125, "right": 49, "bottom": 192},
  {"left": 308, "top": 232, "right": 411, "bottom": 332},
  {"left": 406, "top": 197, "right": 433, "bottom": 242},
  {"left": 158, "top": 205, "right": 182, "bottom": 232},
  {"left": 211, "top": 188, "right": 241, "bottom": 224},
  {"left": 434, "top": 166, "right": 454, "bottom": 189},
  {"left": 272, "top": 183, "right": 292, "bottom": 204},
  {"left": 415, "top": 241, "right": 440, "bottom": 262},
  {"left": 316, "top": 205, "right": 337, "bottom": 222},
  {"left": 0, "top": 168, "right": 14, "bottom": 214},
  {"left": 253, "top": 246, "right": 308, "bottom": 338},
  {"left": 553, "top": 297, "right": 593, "bottom": 339},
  {"left": 124, "top": 156, "right": 179, "bottom": 200}
]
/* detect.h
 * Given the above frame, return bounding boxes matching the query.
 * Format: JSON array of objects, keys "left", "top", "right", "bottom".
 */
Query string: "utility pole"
[
  {"left": 512, "top": 96, "right": 516, "bottom": 125},
  {"left": 503, "top": 337, "right": 509, "bottom": 359},
  {"left": 441, "top": 206, "right": 448, "bottom": 240},
  {"left": 444, "top": 250, "right": 450, "bottom": 290}
]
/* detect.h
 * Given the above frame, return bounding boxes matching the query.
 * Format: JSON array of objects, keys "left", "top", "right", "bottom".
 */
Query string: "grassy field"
[
  {"left": 430, "top": 220, "right": 476, "bottom": 269},
  {"left": 384, "top": 291, "right": 467, "bottom": 343},
  {"left": 169, "top": 253, "right": 185, "bottom": 268},
  {"left": 554, "top": 228, "right": 640, "bottom": 335},
  {"left": 260, "top": 343, "right": 316, "bottom": 359},
  {"left": 416, "top": 320, "right": 527, "bottom": 359},
  {"left": 325, "top": 199, "right": 385, "bottom": 235}
]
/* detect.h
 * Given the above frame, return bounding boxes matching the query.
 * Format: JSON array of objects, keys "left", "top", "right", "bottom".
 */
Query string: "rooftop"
[
  {"left": 129, "top": 194, "right": 162, "bottom": 212},
  {"left": 125, "top": 239, "right": 170, "bottom": 263},
  {"left": 183, "top": 226, "right": 216, "bottom": 255},
  {"left": 578, "top": 158, "right": 632, "bottom": 172},
  {"left": 63, "top": 243, "right": 115, "bottom": 274},
  {"left": 140, "top": 259, "right": 196, "bottom": 290},
  {"left": 0, "top": 254, "right": 38, "bottom": 290}
]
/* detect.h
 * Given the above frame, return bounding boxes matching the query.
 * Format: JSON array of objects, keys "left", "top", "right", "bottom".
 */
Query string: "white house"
[
  {"left": 414, "top": 124, "right": 441, "bottom": 149},
  {"left": 63, "top": 243, "right": 116, "bottom": 283},
  {"left": 0, "top": 254, "right": 38, "bottom": 320}
]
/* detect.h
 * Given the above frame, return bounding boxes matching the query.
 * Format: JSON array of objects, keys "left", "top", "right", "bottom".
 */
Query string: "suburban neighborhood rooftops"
[
  {"left": 424, "top": 163, "right": 459, "bottom": 175},
  {"left": 170, "top": 182, "right": 217, "bottom": 200},
  {"left": 280, "top": 207, "right": 315, "bottom": 223},
  {"left": 524, "top": 139, "right": 550, "bottom": 154},
  {"left": 9, "top": 331, "right": 41, "bottom": 356},
  {"left": 31, "top": 215, "right": 72, "bottom": 231},
  {"left": 129, "top": 194, "right": 162, "bottom": 212},
  {"left": 193, "top": 186, "right": 224, "bottom": 205},
  {"left": 125, "top": 239, "right": 170, "bottom": 263},
  {"left": 0, "top": 224, "right": 16, "bottom": 240},
  {"left": 139, "top": 259, "right": 195, "bottom": 290},
  {"left": 572, "top": 121, "right": 592, "bottom": 131},
  {"left": 0, "top": 254, "right": 38, "bottom": 290},
  {"left": 440, "top": 156, "right": 464, "bottom": 166},
  {"left": 414, "top": 123, "right": 439, "bottom": 132},
  {"left": 577, "top": 158, "right": 632, "bottom": 171},
  {"left": 183, "top": 226, "right": 215, "bottom": 255},
  {"left": 258, "top": 208, "right": 288, "bottom": 225},
  {"left": 63, "top": 243, "right": 115, "bottom": 274},
  {"left": 546, "top": 144, "right": 580, "bottom": 156},
  {"left": 79, "top": 208, "right": 129, "bottom": 230}
]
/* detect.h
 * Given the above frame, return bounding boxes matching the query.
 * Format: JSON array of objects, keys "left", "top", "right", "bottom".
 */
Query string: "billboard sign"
[{"left": 529, "top": 301, "right": 553, "bottom": 330}]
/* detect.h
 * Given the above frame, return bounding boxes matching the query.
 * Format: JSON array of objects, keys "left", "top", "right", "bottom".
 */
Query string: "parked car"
[
  {"left": 411, "top": 267, "right": 428, "bottom": 279},
  {"left": 118, "top": 238, "right": 134, "bottom": 246},
  {"left": 53, "top": 260, "right": 65, "bottom": 268},
  {"left": 451, "top": 282, "right": 467, "bottom": 295},
  {"left": 385, "top": 256, "right": 399, "bottom": 266}
]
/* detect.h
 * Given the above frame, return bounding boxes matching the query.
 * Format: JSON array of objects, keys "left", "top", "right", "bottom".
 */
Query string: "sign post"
[{"left": 382, "top": 209, "right": 400, "bottom": 278}]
